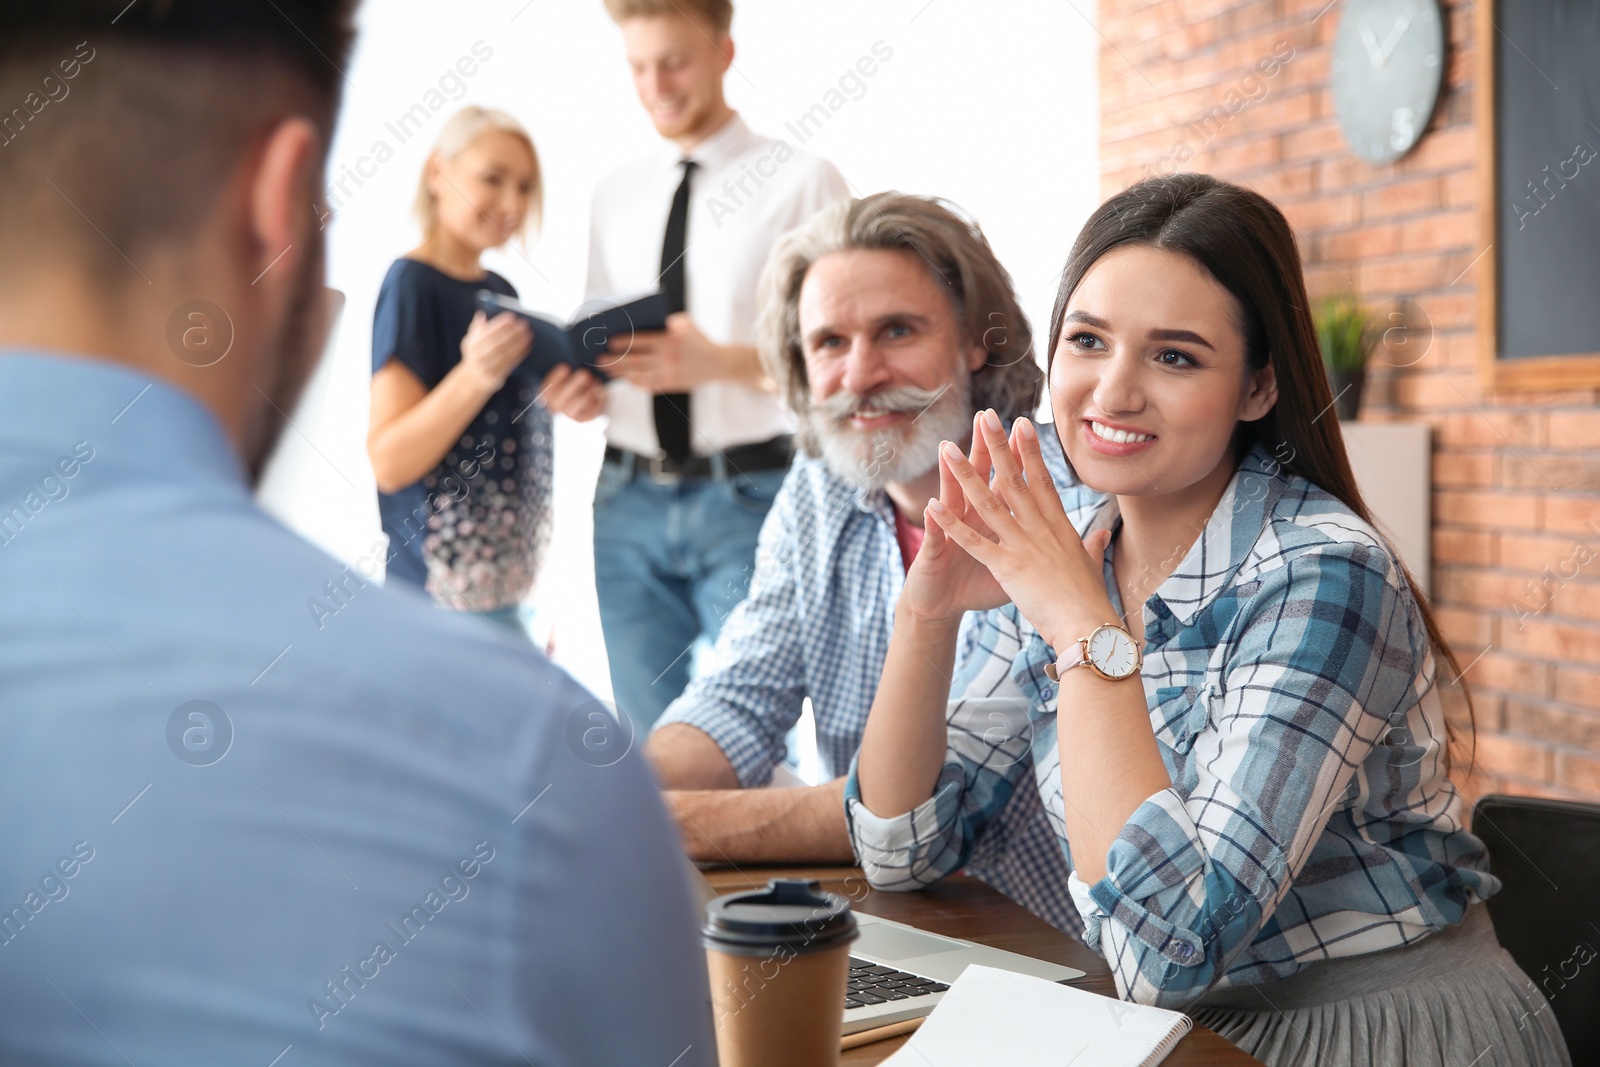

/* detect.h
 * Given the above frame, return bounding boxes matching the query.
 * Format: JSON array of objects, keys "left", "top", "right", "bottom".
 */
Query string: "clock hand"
[
  {"left": 1359, "top": 23, "right": 1383, "bottom": 68},
  {"left": 1375, "top": 6, "right": 1418, "bottom": 67}
]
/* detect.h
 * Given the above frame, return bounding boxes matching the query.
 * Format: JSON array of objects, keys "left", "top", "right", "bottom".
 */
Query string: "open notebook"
[{"left": 880, "top": 964, "right": 1191, "bottom": 1067}]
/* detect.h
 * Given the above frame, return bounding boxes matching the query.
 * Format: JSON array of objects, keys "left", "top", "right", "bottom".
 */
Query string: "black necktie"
[{"left": 655, "top": 159, "right": 696, "bottom": 462}]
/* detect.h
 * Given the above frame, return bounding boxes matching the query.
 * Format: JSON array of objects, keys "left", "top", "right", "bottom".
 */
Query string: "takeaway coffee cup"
[{"left": 703, "top": 878, "right": 858, "bottom": 1067}]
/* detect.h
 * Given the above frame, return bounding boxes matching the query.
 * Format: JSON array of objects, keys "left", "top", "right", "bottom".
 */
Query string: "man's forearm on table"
[
  {"left": 664, "top": 778, "right": 856, "bottom": 864},
  {"left": 645, "top": 722, "right": 741, "bottom": 790}
]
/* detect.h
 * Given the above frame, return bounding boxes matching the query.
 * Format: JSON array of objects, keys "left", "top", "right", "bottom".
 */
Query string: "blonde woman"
[{"left": 367, "top": 107, "right": 603, "bottom": 639}]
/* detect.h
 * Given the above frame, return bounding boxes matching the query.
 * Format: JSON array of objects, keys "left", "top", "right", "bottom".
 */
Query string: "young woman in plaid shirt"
[{"left": 848, "top": 174, "right": 1570, "bottom": 1067}]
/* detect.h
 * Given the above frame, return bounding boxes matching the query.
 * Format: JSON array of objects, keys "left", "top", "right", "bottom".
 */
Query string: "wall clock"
[{"left": 1330, "top": 0, "right": 1447, "bottom": 164}]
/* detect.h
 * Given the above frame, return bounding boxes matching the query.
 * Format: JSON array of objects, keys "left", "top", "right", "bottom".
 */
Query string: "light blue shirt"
[{"left": 0, "top": 353, "right": 714, "bottom": 1066}]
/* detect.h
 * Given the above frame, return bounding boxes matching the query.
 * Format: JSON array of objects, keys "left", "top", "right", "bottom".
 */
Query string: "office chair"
[{"left": 1471, "top": 793, "right": 1600, "bottom": 1064}]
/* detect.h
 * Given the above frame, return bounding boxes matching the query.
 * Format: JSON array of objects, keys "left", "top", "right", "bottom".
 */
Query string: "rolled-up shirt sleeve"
[
  {"left": 1071, "top": 541, "right": 1423, "bottom": 1009},
  {"left": 844, "top": 607, "right": 1038, "bottom": 892},
  {"left": 653, "top": 474, "right": 808, "bottom": 787}
]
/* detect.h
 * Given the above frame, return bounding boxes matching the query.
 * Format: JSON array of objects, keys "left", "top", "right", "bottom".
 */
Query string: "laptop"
[
  {"left": 840, "top": 909, "right": 1085, "bottom": 1034},
  {"left": 689, "top": 866, "right": 1085, "bottom": 1036}
]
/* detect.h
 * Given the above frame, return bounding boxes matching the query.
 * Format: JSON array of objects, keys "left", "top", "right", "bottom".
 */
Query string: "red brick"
[
  {"left": 1395, "top": 126, "right": 1479, "bottom": 174},
  {"left": 1452, "top": 681, "right": 1493, "bottom": 729},
  {"left": 1472, "top": 652, "right": 1553, "bottom": 696},
  {"left": 1369, "top": 323, "right": 1450, "bottom": 373},
  {"left": 1503, "top": 701, "right": 1600, "bottom": 750},
  {"left": 1280, "top": 194, "right": 1359, "bottom": 232},
  {"left": 1204, "top": 134, "right": 1280, "bottom": 172},
  {"left": 1434, "top": 529, "right": 1493, "bottom": 566},
  {"left": 1547, "top": 411, "right": 1600, "bottom": 450},
  {"left": 1500, "top": 617, "right": 1600, "bottom": 664},
  {"left": 1433, "top": 571, "right": 1525, "bottom": 619},
  {"left": 1244, "top": 164, "right": 1316, "bottom": 201},
  {"left": 1549, "top": 582, "right": 1600, "bottom": 626},
  {"left": 1394, "top": 372, "right": 1473, "bottom": 408},
  {"left": 1483, "top": 389, "right": 1599, "bottom": 408},
  {"left": 1411, "top": 292, "right": 1475, "bottom": 331},
  {"left": 1300, "top": 264, "right": 1354, "bottom": 299},
  {"left": 1276, "top": 48, "right": 1329, "bottom": 92},
  {"left": 1437, "top": 605, "right": 1494, "bottom": 648},
  {"left": 1433, "top": 451, "right": 1496, "bottom": 488},
  {"left": 1399, "top": 210, "right": 1479, "bottom": 253},
  {"left": 1541, "top": 496, "right": 1600, "bottom": 536},
  {"left": 1477, "top": 778, "right": 1593, "bottom": 803},
  {"left": 1362, "top": 178, "right": 1443, "bottom": 220},
  {"left": 1445, "top": 47, "right": 1475, "bottom": 92},
  {"left": 1357, "top": 255, "right": 1447, "bottom": 293},
  {"left": 1555, "top": 751, "right": 1600, "bottom": 794},
  {"left": 1553, "top": 664, "right": 1600, "bottom": 710},
  {"left": 1473, "top": 733, "right": 1554, "bottom": 782},
  {"left": 1235, "top": 90, "right": 1318, "bottom": 137},
  {"left": 1323, "top": 224, "right": 1402, "bottom": 261},
  {"left": 1435, "top": 411, "right": 1544, "bottom": 449},
  {"left": 1165, "top": 20, "right": 1222, "bottom": 56},
  {"left": 1443, "top": 170, "right": 1478, "bottom": 208},
  {"left": 1215, "top": 0, "right": 1279, "bottom": 38},
  {"left": 1501, "top": 454, "right": 1600, "bottom": 493},
  {"left": 1434, "top": 490, "right": 1543, "bottom": 530},
  {"left": 1437, "top": 332, "right": 1479, "bottom": 371},
  {"left": 1316, "top": 154, "right": 1378, "bottom": 191},
  {"left": 1494, "top": 531, "right": 1595, "bottom": 572},
  {"left": 1182, "top": 0, "right": 1239, "bottom": 20}
]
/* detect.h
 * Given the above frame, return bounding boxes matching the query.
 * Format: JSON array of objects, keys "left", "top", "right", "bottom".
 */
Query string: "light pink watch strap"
[{"left": 1044, "top": 640, "right": 1086, "bottom": 682}]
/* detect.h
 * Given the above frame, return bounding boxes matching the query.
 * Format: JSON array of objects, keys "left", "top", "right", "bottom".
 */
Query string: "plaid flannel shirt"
[{"left": 845, "top": 441, "right": 1498, "bottom": 1008}]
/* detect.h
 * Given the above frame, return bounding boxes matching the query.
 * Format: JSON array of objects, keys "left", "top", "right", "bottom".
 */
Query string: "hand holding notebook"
[{"left": 474, "top": 289, "right": 670, "bottom": 385}]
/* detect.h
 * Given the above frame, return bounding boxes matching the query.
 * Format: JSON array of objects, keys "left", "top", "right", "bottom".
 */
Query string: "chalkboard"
[{"left": 1478, "top": 0, "right": 1600, "bottom": 390}]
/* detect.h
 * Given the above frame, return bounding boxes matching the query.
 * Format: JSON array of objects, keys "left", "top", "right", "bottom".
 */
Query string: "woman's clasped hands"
[{"left": 908, "top": 409, "right": 1120, "bottom": 653}]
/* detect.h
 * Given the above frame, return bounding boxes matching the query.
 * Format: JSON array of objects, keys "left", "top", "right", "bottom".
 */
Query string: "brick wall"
[{"left": 1097, "top": 0, "right": 1600, "bottom": 802}]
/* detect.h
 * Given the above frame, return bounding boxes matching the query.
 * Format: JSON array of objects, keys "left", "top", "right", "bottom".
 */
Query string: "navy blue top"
[
  {"left": 0, "top": 352, "right": 713, "bottom": 1066},
  {"left": 371, "top": 258, "right": 553, "bottom": 612}
]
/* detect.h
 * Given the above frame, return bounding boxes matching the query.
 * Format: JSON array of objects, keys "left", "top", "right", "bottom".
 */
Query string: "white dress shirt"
[{"left": 586, "top": 113, "right": 848, "bottom": 457}]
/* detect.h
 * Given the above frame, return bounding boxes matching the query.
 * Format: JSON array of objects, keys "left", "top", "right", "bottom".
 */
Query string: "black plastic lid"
[{"left": 702, "top": 879, "right": 858, "bottom": 957}]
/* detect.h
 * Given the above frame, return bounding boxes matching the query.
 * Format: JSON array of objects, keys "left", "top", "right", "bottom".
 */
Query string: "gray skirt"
[{"left": 1190, "top": 905, "right": 1571, "bottom": 1067}]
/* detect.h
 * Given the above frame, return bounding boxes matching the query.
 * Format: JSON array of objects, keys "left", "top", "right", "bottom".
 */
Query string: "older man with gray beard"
[{"left": 644, "top": 193, "right": 1084, "bottom": 935}]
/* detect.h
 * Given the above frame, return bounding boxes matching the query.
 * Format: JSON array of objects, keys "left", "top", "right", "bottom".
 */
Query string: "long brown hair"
[{"left": 1047, "top": 173, "right": 1473, "bottom": 766}]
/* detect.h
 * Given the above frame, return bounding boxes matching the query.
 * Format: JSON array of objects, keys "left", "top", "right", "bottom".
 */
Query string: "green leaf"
[{"left": 1313, "top": 296, "right": 1370, "bottom": 372}]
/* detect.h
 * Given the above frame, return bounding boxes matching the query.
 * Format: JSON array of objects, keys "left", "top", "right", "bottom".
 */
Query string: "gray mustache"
[{"left": 814, "top": 385, "right": 953, "bottom": 422}]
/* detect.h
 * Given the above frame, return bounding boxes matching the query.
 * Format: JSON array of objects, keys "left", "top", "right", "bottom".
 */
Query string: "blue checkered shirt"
[
  {"left": 656, "top": 433, "right": 1086, "bottom": 935},
  {"left": 844, "top": 442, "right": 1499, "bottom": 1008}
]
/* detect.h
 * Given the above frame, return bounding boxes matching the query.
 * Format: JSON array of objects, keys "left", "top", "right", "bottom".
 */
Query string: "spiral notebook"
[{"left": 879, "top": 964, "right": 1191, "bottom": 1067}]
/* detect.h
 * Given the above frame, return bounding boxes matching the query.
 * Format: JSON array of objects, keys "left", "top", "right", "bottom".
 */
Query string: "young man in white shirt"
[{"left": 588, "top": 0, "right": 848, "bottom": 728}]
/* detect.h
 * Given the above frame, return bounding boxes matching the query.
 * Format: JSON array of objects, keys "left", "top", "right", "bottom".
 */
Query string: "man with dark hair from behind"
[{"left": 0, "top": 5, "right": 713, "bottom": 1065}]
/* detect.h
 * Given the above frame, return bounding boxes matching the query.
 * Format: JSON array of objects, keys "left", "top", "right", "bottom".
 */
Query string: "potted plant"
[{"left": 1314, "top": 296, "right": 1372, "bottom": 421}]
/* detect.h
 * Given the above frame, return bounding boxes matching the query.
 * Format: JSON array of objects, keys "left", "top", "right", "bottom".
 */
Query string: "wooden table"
[{"left": 701, "top": 865, "right": 1264, "bottom": 1066}]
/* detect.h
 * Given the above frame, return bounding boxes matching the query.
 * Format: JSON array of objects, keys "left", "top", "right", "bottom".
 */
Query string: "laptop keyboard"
[{"left": 844, "top": 956, "right": 950, "bottom": 1008}]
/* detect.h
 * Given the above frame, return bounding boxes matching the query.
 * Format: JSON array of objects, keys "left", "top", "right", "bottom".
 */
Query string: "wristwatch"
[{"left": 1044, "top": 623, "right": 1142, "bottom": 682}]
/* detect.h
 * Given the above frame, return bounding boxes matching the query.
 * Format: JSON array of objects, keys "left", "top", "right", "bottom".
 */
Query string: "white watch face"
[{"left": 1087, "top": 626, "right": 1140, "bottom": 679}]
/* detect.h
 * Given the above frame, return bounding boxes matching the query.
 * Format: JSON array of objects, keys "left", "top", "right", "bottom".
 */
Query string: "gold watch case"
[{"left": 1045, "top": 622, "right": 1142, "bottom": 682}]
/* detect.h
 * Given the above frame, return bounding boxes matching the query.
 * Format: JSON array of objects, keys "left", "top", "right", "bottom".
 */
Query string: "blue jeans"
[{"left": 593, "top": 460, "right": 786, "bottom": 730}]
